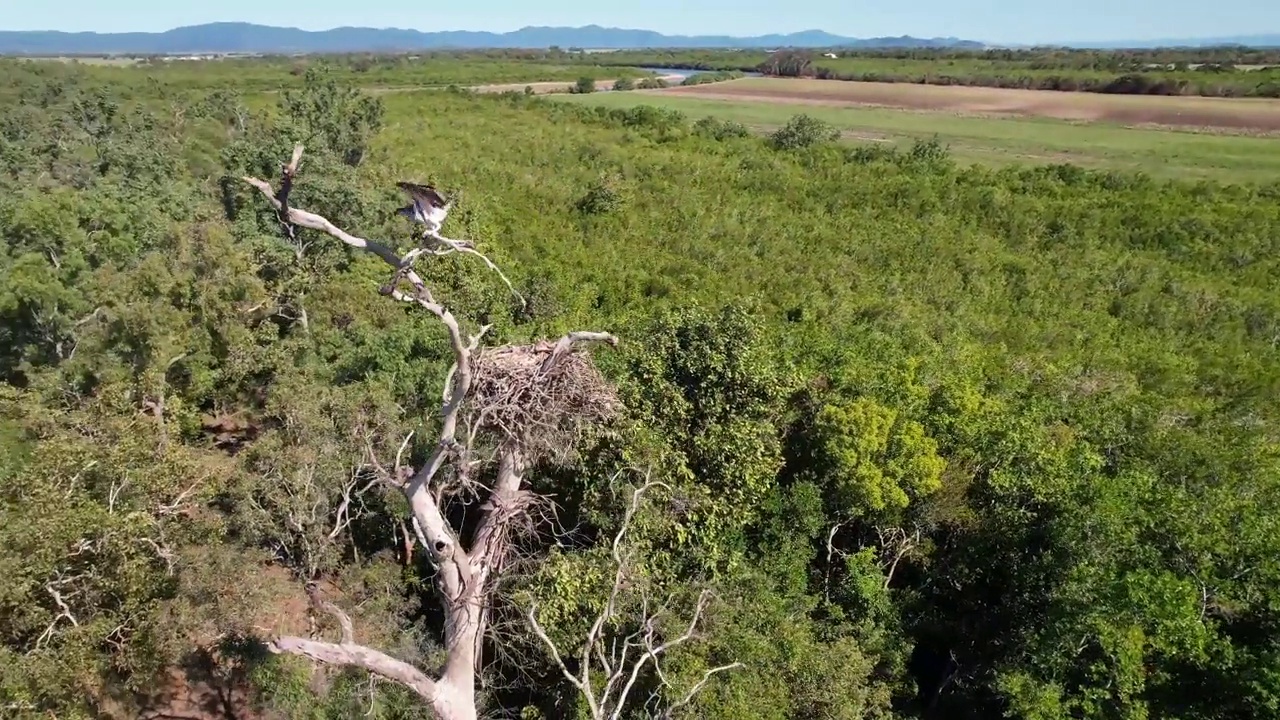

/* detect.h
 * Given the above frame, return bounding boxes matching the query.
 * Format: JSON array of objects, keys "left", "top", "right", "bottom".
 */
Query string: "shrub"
[
  {"left": 681, "top": 71, "right": 745, "bottom": 86},
  {"left": 694, "top": 116, "right": 751, "bottom": 141},
  {"left": 575, "top": 174, "right": 624, "bottom": 215},
  {"left": 904, "top": 137, "right": 952, "bottom": 166},
  {"left": 770, "top": 114, "right": 840, "bottom": 150}
]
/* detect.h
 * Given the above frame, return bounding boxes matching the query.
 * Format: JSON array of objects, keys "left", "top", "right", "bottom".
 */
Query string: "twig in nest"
[{"left": 466, "top": 336, "right": 621, "bottom": 464}]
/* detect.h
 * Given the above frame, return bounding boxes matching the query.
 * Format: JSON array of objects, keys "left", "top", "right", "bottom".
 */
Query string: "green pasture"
[{"left": 553, "top": 90, "right": 1280, "bottom": 182}]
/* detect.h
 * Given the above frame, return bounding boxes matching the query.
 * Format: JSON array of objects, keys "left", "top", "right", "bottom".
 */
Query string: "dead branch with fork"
[{"left": 525, "top": 480, "right": 741, "bottom": 720}]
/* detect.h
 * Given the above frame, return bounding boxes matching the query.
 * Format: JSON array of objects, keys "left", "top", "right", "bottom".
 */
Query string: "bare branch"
[
  {"left": 286, "top": 142, "right": 304, "bottom": 177},
  {"left": 107, "top": 479, "right": 126, "bottom": 514},
  {"left": 35, "top": 572, "right": 84, "bottom": 650},
  {"left": 527, "top": 604, "right": 590, "bottom": 691},
  {"left": 393, "top": 432, "right": 415, "bottom": 485},
  {"left": 609, "top": 590, "right": 712, "bottom": 720},
  {"left": 64, "top": 459, "right": 98, "bottom": 499},
  {"left": 398, "top": 518, "right": 416, "bottom": 566},
  {"left": 877, "top": 526, "right": 921, "bottom": 590},
  {"left": 72, "top": 305, "right": 105, "bottom": 328},
  {"left": 824, "top": 518, "right": 850, "bottom": 603},
  {"left": 244, "top": 163, "right": 519, "bottom": 316},
  {"left": 442, "top": 324, "right": 493, "bottom": 407},
  {"left": 329, "top": 471, "right": 381, "bottom": 541},
  {"left": 659, "top": 662, "right": 744, "bottom": 719},
  {"left": 157, "top": 479, "right": 202, "bottom": 516},
  {"left": 241, "top": 174, "right": 415, "bottom": 275},
  {"left": 138, "top": 536, "right": 177, "bottom": 575},
  {"left": 69, "top": 538, "right": 95, "bottom": 556},
  {"left": 265, "top": 587, "right": 445, "bottom": 702},
  {"left": 268, "top": 635, "right": 438, "bottom": 701},
  {"left": 306, "top": 583, "right": 355, "bottom": 644},
  {"left": 524, "top": 479, "right": 729, "bottom": 720}
]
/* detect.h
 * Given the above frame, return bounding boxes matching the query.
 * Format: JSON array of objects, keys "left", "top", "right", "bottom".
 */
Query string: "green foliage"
[
  {"left": 574, "top": 173, "right": 625, "bottom": 215},
  {"left": 279, "top": 64, "right": 385, "bottom": 166},
  {"left": 769, "top": 114, "right": 840, "bottom": 150},
  {"left": 2, "top": 55, "right": 1280, "bottom": 720},
  {"left": 635, "top": 76, "right": 670, "bottom": 90},
  {"left": 693, "top": 115, "right": 750, "bottom": 141},
  {"left": 578, "top": 47, "right": 1280, "bottom": 97},
  {"left": 680, "top": 70, "right": 746, "bottom": 86},
  {"left": 904, "top": 136, "right": 952, "bottom": 167},
  {"left": 0, "top": 54, "right": 648, "bottom": 97},
  {"left": 614, "top": 305, "right": 793, "bottom": 565},
  {"left": 680, "top": 569, "right": 897, "bottom": 720},
  {"left": 811, "top": 396, "right": 945, "bottom": 516},
  {"left": 0, "top": 388, "right": 279, "bottom": 715},
  {"left": 570, "top": 76, "right": 597, "bottom": 94}
]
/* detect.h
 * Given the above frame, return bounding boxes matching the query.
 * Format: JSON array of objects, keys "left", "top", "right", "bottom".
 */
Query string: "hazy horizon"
[{"left": 3, "top": 0, "right": 1278, "bottom": 47}]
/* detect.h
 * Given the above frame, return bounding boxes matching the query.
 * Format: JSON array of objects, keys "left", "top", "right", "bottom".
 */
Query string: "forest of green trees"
[
  {"left": 1, "top": 57, "right": 1279, "bottom": 719},
  {"left": 47, "top": 46, "right": 1280, "bottom": 97},
  {"left": 582, "top": 47, "right": 1280, "bottom": 97}
]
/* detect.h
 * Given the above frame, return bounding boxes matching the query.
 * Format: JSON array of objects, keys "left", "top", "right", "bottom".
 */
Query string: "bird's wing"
[{"left": 396, "top": 181, "right": 448, "bottom": 207}]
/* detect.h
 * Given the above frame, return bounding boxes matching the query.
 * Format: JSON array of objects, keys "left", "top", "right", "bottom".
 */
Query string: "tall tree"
[{"left": 241, "top": 145, "right": 728, "bottom": 720}]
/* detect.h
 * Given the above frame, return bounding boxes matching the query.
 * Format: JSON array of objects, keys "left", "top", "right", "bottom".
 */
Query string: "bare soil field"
[
  {"left": 658, "top": 78, "right": 1280, "bottom": 133},
  {"left": 471, "top": 80, "right": 601, "bottom": 94},
  {"left": 472, "top": 74, "right": 684, "bottom": 95}
]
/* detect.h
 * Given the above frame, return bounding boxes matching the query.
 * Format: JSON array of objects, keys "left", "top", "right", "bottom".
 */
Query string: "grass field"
[
  {"left": 552, "top": 80, "right": 1280, "bottom": 182},
  {"left": 661, "top": 77, "right": 1280, "bottom": 132}
]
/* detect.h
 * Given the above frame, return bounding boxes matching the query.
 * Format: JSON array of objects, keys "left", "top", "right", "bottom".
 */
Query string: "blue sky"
[{"left": 2, "top": 0, "right": 1277, "bottom": 45}]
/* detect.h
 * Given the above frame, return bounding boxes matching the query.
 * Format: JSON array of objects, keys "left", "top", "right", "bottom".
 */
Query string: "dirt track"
[{"left": 659, "top": 78, "right": 1280, "bottom": 132}]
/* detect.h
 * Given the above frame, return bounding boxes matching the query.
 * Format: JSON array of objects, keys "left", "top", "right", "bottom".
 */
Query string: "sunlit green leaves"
[
  {"left": 615, "top": 304, "right": 793, "bottom": 567},
  {"left": 280, "top": 64, "right": 385, "bottom": 167},
  {"left": 812, "top": 397, "right": 944, "bottom": 516}
]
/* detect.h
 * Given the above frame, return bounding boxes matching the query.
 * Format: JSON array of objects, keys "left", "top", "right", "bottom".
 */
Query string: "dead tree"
[
  {"left": 526, "top": 480, "right": 741, "bottom": 720},
  {"left": 241, "top": 145, "right": 624, "bottom": 720}
]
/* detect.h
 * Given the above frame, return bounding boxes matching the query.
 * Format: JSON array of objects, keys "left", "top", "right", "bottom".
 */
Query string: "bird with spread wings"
[
  {"left": 395, "top": 180, "right": 475, "bottom": 251},
  {"left": 396, "top": 181, "right": 452, "bottom": 231}
]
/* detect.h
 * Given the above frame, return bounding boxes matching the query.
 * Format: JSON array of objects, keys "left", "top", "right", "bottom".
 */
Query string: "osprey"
[{"left": 395, "top": 181, "right": 453, "bottom": 234}]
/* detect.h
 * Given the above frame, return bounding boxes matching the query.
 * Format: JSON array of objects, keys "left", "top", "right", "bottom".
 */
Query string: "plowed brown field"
[{"left": 660, "top": 78, "right": 1280, "bottom": 133}]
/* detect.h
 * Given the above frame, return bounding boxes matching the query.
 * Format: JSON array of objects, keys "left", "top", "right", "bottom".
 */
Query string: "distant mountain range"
[
  {"left": 1061, "top": 34, "right": 1280, "bottom": 49},
  {"left": 0, "top": 22, "right": 985, "bottom": 55},
  {"left": 2, "top": 23, "right": 1276, "bottom": 55}
]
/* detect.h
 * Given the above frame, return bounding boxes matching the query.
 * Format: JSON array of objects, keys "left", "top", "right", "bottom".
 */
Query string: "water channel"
[{"left": 629, "top": 66, "right": 764, "bottom": 82}]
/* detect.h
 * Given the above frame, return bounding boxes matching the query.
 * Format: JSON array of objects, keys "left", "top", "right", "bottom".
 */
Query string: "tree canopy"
[{"left": 1, "top": 58, "right": 1278, "bottom": 720}]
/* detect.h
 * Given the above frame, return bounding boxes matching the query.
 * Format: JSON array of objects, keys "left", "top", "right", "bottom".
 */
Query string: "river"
[{"left": 630, "top": 66, "right": 764, "bottom": 80}]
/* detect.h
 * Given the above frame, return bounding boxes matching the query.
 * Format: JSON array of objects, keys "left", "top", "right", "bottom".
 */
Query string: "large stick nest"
[{"left": 466, "top": 340, "right": 621, "bottom": 464}]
